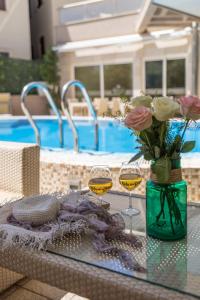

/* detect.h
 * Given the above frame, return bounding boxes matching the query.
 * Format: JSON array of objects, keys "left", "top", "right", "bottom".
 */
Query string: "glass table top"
[{"left": 48, "top": 191, "right": 200, "bottom": 299}]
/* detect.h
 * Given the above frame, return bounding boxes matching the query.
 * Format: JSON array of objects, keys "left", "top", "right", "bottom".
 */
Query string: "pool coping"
[
  {"left": 40, "top": 149, "right": 200, "bottom": 169},
  {"left": 0, "top": 115, "right": 116, "bottom": 122}
]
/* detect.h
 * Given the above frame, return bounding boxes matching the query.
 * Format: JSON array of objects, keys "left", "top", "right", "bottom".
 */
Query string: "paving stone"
[{"left": 22, "top": 280, "right": 66, "bottom": 300}]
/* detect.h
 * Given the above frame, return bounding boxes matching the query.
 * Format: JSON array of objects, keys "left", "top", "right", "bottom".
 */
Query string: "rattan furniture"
[
  {"left": 0, "top": 191, "right": 199, "bottom": 300},
  {"left": 0, "top": 93, "right": 11, "bottom": 114},
  {"left": 93, "top": 98, "right": 109, "bottom": 116},
  {"left": 69, "top": 102, "right": 89, "bottom": 116},
  {"left": 0, "top": 141, "right": 40, "bottom": 292},
  {"left": 109, "top": 97, "right": 121, "bottom": 116},
  {"left": 0, "top": 141, "right": 40, "bottom": 205}
]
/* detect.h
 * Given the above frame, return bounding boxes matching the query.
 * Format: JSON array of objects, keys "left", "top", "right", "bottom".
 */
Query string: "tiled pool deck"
[
  {"left": 40, "top": 150, "right": 200, "bottom": 202},
  {"left": 1, "top": 277, "right": 87, "bottom": 299}
]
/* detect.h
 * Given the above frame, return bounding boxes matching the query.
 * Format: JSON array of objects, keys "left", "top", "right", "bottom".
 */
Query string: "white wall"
[
  {"left": 0, "top": 0, "right": 31, "bottom": 59},
  {"left": 55, "top": 13, "right": 141, "bottom": 44}
]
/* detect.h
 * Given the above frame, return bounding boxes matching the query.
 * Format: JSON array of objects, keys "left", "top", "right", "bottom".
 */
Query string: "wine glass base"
[
  {"left": 99, "top": 198, "right": 110, "bottom": 210},
  {"left": 88, "top": 193, "right": 110, "bottom": 210},
  {"left": 121, "top": 208, "right": 140, "bottom": 217}
]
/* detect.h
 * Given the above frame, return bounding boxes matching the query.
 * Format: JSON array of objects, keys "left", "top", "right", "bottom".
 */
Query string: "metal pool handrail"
[
  {"left": 21, "top": 82, "right": 63, "bottom": 147},
  {"left": 61, "top": 80, "right": 98, "bottom": 152}
]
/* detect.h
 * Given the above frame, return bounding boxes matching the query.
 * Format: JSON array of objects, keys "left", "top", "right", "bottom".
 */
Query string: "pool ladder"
[
  {"left": 61, "top": 80, "right": 98, "bottom": 152},
  {"left": 21, "top": 82, "right": 63, "bottom": 147}
]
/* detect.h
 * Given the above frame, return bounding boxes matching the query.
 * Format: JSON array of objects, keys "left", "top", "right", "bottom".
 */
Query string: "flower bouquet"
[{"left": 123, "top": 95, "right": 200, "bottom": 240}]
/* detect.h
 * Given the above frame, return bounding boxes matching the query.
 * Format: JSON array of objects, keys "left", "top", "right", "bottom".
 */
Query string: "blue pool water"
[{"left": 0, "top": 118, "right": 199, "bottom": 153}]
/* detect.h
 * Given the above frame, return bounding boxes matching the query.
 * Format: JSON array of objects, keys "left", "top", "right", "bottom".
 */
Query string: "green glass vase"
[{"left": 146, "top": 160, "right": 187, "bottom": 241}]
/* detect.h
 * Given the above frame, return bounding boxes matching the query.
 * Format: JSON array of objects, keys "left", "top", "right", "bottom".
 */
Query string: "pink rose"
[
  {"left": 124, "top": 106, "right": 152, "bottom": 131},
  {"left": 178, "top": 96, "right": 200, "bottom": 120}
]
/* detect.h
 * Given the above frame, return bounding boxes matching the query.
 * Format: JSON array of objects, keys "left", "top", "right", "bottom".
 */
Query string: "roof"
[
  {"left": 54, "top": 0, "right": 197, "bottom": 49},
  {"left": 153, "top": 0, "right": 200, "bottom": 19}
]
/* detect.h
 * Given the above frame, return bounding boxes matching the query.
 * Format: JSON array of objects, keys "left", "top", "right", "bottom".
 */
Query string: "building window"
[
  {"left": 39, "top": 36, "right": 45, "bottom": 57},
  {"left": 167, "top": 59, "right": 185, "bottom": 96},
  {"left": 0, "top": 0, "right": 6, "bottom": 10},
  {"left": 75, "top": 63, "right": 133, "bottom": 99},
  {"left": 37, "top": 0, "right": 43, "bottom": 8},
  {"left": 145, "top": 59, "right": 185, "bottom": 97},
  {"left": 0, "top": 52, "right": 9, "bottom": 57},
  {"left": 75, "top": 66, "right": 100, "bottom": 98},
  {"left": 104, "top": 64, "right": 132, "bottom": 98},
  {"left": 145, "top": 60, "right": 163, "bottom": 96}
]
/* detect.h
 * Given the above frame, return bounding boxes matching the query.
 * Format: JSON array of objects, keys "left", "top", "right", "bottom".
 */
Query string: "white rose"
[
  {"left": 153, "top": 97, "right": 180, "bottom": 121},
  {"left": 131, "top": 96, "right": 152, "bottom": 108}
]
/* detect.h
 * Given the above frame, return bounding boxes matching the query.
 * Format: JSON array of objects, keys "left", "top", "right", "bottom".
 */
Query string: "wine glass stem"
[
  {"left": 129, "top": 192, "right": 133, "bottom": 209},
  {"left": 130, "top": 216, "right": 133, "bottom": 234},
  {"left": 99, "top": 196, "right": 103, "bottom": 205}
]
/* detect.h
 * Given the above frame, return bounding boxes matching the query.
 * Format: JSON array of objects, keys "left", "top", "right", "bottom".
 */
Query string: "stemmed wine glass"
[
  {"left": 88, "top": 165, "right": 113, "bottom": 207},
  {"left": 119, "top": 161, "right": 143, "bottom": 217}
]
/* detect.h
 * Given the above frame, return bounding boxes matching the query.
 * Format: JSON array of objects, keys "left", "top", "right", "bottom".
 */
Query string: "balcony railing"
[{"left": 59, "top": 0, "right": 142, "bottom": 24}]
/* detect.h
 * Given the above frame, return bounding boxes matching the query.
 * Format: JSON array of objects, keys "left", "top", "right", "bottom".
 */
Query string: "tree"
[{"left": 40, "top": 49, "right": 60, "bottom": 105}]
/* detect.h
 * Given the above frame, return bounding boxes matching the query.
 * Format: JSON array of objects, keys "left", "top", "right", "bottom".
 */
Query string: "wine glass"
[
  {"left": 119, "top": 161, "right": 142, "bottom": 217},
  {"left": 88, "top": 165, "right": 113, "bottom": 207}
]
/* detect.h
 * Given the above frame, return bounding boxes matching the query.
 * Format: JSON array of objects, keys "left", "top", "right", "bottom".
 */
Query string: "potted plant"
[{"left": 124, "top": 95, "right": 200, "bottom": 240}]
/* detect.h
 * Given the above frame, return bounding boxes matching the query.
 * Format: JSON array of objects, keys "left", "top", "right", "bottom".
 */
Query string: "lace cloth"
[
  {"left": 0, "top": 193, "right": 145, "bottom": 272},
  {"left": 12, "top": 194, "right": 60, "bottom": 225}
]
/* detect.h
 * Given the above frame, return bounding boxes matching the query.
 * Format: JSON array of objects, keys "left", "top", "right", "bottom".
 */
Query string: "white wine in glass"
[
  {"left": 119, "top": 174, "right": 142, "bottom": 191},
  {"left": 88, "top": 166, "right": 113, "bottom": 207},
  {"left": 119, "top": 162, "right": 142, "bottom": 216},
  {"left": 88, "top": 177, "right": 113, "bottom": 195}
]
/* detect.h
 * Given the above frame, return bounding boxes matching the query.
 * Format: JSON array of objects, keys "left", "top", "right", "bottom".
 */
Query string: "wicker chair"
[
  {"left": 0, "top": 93, "right": 11, "bottom": 114},
  {"left": 110, "top": 97, "right": 121, "bottom": 116},
  {"left": 0, "top": 142, "right": 40, "bottom": 292},
  {"left": 0, "top": 142, "right": 88, "bottom": 299},
  {"left": 93, "top": 98, "right": 109, "bottom": 116}
]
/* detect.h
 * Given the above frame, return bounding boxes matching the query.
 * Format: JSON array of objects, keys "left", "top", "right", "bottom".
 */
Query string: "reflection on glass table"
[{"left": 48, "top": 191, "right": 200, "bottom": 299}]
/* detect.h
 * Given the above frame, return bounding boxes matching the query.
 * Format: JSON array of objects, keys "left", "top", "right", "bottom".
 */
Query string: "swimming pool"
[{"left": 0, "top": 117, "right": 199, "bottom": 153}]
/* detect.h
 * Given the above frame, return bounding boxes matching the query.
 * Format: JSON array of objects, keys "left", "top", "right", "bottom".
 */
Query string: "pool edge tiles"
[
  {"left": 40, "top": 149, "right": 134, "bottom": 168},
  {"left": 40, "top": 149, "right": 200, "bottom": 169},
  {"left": 40, "top": 149, "right": 200, "bottom": 202}
]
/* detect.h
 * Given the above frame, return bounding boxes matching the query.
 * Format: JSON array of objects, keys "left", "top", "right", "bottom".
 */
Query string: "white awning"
[
  {"left": 54, "top": 34, "right": 143, "bottom": 52},
  {"left": 54, "top": 27, "right": 191, "bottom": 53}
]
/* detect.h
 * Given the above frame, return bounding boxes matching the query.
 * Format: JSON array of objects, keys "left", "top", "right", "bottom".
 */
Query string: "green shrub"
[
  {"left": 0, "top": 57, "right": 42, "bottom": 94},
  {"left": 40, "top": 49, "right": 60, "bottom": 105}
]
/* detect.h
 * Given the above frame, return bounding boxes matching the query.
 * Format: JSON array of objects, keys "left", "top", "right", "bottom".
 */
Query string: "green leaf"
[
  {"left": 154, "top": 146, "right": 160, "bottom": 159},
  {"left": 129, "top": 152, "right": 143, "bottom": 163},
  {"left": 136, "top": 138, "right": 145, "bottom": 145},
  {"left": 139, "top": 131, "right": 147, "bottom": 143},
  {"left": 153, "top": 157, "right": 172, "bottom": 183},
  {"left": 171, "top": 151, "right": 180, "bottom": 160},
  {"left": 159, "top": 122, "right": 167, "bottom": 146},
  {"left": 167, "top": 135, "right": 182, "bottom": 157},
  {"left": 144, "top": 152, "right": 154, "bottom": 161},
  {"left": 181, "top": 141, "right": 195, "bottom": 153},
  {"left": 173, "top": 135, "right": 182, "bottom": 151}
]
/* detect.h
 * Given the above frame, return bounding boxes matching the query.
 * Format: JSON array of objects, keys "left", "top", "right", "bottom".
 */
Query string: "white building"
[
  {"left": 30, "top": 0, "right": 200, "bottom": 97},
  {"left": 0, "top": 0, "right": 31, "bottom": 59}
]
